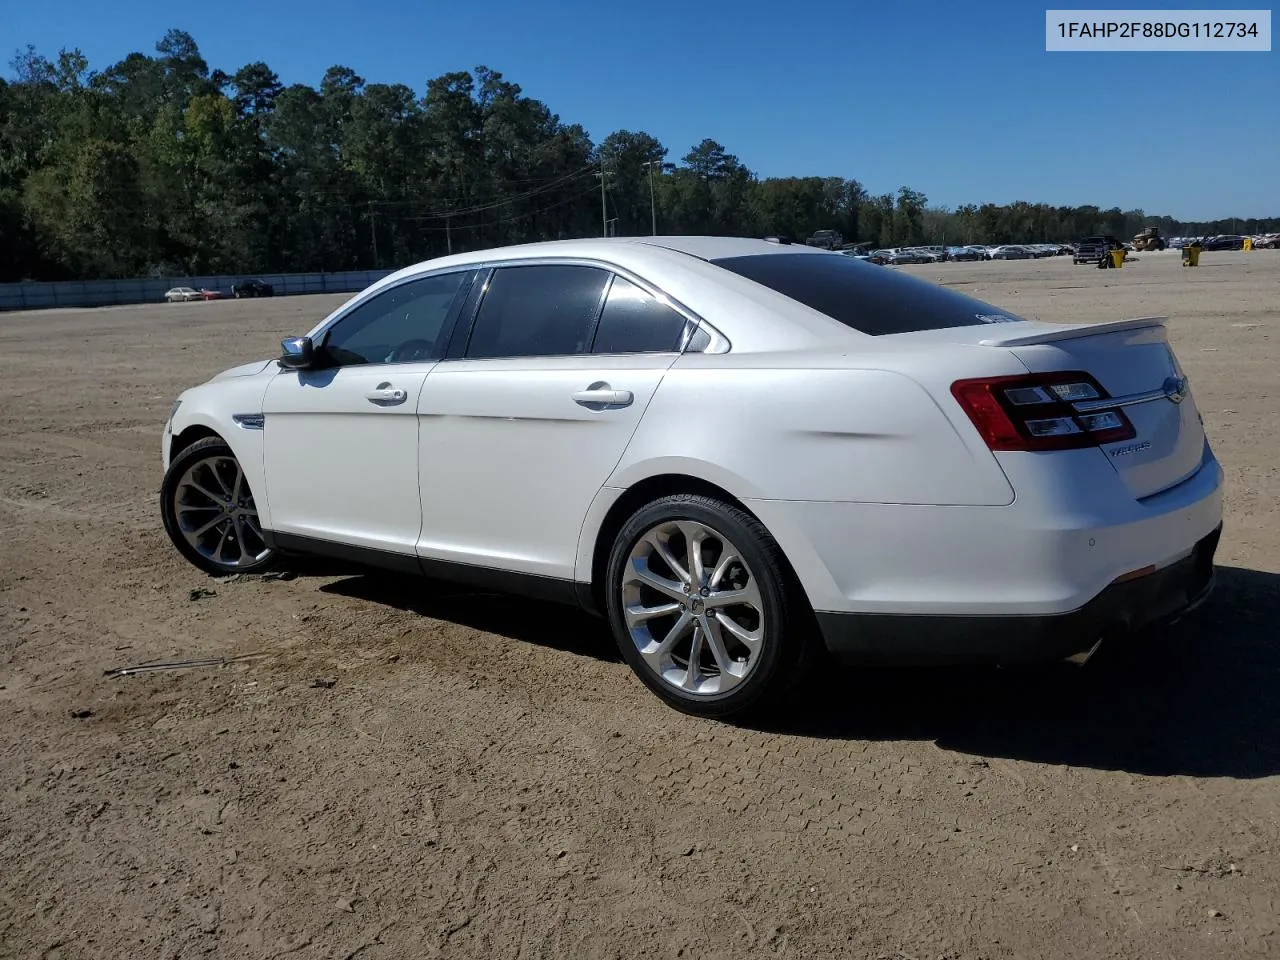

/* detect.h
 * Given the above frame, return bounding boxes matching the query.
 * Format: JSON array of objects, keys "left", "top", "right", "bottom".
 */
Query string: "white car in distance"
[
  {"left": 160, "top": 237, "right": 1223, "bottom": 718},
  {"left": 164, "top": 287, "right": 202, "bottom": 302}
]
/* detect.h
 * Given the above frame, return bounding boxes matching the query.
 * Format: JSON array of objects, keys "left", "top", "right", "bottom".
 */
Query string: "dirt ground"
[{"left": 2, "top": 249, "right": 1278, "bottom": 960}]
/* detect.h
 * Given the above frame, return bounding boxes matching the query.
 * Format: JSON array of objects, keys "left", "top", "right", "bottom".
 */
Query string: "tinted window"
[
  {"left": 465, "top": 265, "right": 609, "bottom": 359},
  {"left": 709, "top": 252, "right": 1025, "bottom": 336},
  {"left": 323, "top": 271, "right": 469, "bottom": 365},
  {"left": 592, "top": 276, "right": 688, "bottom": 354}
]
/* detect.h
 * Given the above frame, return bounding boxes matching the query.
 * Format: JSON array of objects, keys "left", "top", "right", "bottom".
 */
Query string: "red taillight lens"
[{"left": 951, "top": 372, "right": 1136, "bottom": 452}]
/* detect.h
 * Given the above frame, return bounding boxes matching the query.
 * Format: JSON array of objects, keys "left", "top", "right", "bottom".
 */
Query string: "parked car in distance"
[
  {"left": 1073, "top": 236, "right": 1124, "bottom": 264},
  {"left": 159, "top": 236, "right": 1223, "bottom": 719},
  {"left": 164, "top": 287, "right": 202, "bottom": 302},
  {"left": 990, "top": 245, "right": 1032, "bottom": 260},
  {"left": 232, "top": 278, "right": 275, "bottom": 298},
  {"left": 200, "top": 288, "right": 224, "bottom": 301},
  {"left": 887, "top": 249, "right": 935, "bottom": 264},
  {"left": 1199, "top": 235, "right": 1246, "bottom": 251},
  {"left": 841, "top": 251, "right": 881, "bottom": 265},
  {"left": 947, "top": 246, "right": 985, "bottom": 262},
  {"left": 804, "top": 229, "right": 844, "bottom": 251},
  {"left": 911, "top": 245, "right": 948, "bottom": 262}
]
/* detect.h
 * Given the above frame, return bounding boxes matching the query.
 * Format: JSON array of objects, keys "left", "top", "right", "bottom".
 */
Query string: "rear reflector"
[
  {"left": 951, "top": 372, "right": 1137, "bottom": 452},
  {"left": 1112, "top": 564, "right": 1157, "bottom": 584}
]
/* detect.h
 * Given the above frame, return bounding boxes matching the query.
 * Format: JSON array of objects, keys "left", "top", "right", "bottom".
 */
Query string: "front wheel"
[
  {"left": 160, "top": 436, "right": 276, "bottom": 576},
  {"left": 604, "top": 494, "right": 816, "bottom": 719}
]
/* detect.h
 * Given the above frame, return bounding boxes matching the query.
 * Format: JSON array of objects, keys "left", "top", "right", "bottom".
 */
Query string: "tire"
[
  {"left": 604, "top": 493, "right": 817, "bottom": 719},
  {"left": 160, "top": 436, "right": 276, "bottom": 577}
]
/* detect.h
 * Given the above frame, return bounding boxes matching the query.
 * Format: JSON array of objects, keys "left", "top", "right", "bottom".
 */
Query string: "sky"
[{"left": 5, "top": 0, "right": 1277, "bottom": 220}]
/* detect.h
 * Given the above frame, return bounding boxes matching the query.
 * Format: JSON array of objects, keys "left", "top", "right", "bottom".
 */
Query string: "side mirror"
[{"left": 278, "top": 336, "right": 315, "bottom": 370}]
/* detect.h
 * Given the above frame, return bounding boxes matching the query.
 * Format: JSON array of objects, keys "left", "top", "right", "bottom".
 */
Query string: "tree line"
[{"left": 2, "top": 31, "right": 1275, "bottom": 282}]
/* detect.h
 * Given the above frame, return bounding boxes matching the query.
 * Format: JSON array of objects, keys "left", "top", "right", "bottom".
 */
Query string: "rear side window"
[
  {"left": 710, "top": 253, "right": 1025, "bottom": 336},
  {"left": 592, "top": 276, "right": 689, "bottom": 354},
  {"left": 465, "top": 265, "right": 610, "bottom": 359}
]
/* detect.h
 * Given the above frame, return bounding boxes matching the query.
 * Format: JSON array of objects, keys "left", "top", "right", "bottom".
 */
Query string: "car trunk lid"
[{"left": 978, "top": 317, "right": 1205, "bottom": 499}]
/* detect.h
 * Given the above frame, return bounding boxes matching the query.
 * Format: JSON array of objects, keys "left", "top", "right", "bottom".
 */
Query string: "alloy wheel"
[
  {"left": 173, "top": 455, "right": 269, "bottom": 569},
  {"left": 621, "top": 519, "right": 765, "bottom": 696}
]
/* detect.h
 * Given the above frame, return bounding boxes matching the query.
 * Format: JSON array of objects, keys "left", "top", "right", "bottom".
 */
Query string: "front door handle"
[
  {"left": 572, "top": 383, "right": 634, "bottom": 408},
  {"left": 366, "top": 383, "right": 408, "bottom": 406}
]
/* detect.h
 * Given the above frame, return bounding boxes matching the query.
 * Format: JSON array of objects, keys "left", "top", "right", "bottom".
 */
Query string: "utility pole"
[
  {"left": 595, "top": 163, "right": 608, "bottom": 237},
  {"left": 369, "top": 200, "right": 378, "bottom": 269},
  {"left": 641, "top": 159, "right": 659, "bottom": 235},
  {"left": 445, "top": 200, "right": 453, "bottom": 255}
]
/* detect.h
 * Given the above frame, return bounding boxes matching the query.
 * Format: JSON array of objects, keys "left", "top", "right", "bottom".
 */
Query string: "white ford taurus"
[{"left": 160, "top": 236, "right": 1223, "bottom": 717}]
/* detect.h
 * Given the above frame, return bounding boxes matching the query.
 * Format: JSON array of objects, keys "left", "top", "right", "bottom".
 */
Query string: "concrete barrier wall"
[{"left": 0, "top": 270, "right": 396, "bottom": 312}]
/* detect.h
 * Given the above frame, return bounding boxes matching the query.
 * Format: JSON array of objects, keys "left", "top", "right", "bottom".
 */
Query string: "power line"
[
  {"left": 402, "top": 182, "right": 600, "bottom": 231},
  {"left": 364, "top": 165, "right": 598, "bottom": 218},
  {"left": 17, "top": 165, "right": 601, "bottom": 214}
]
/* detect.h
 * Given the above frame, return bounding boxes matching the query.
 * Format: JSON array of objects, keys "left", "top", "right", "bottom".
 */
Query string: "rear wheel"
[
  {"left": 605, "top": 494, "right": 815, "bottom": 719},
  {"left": 160, "top": 437, "right": 275, "bottom": 576}
]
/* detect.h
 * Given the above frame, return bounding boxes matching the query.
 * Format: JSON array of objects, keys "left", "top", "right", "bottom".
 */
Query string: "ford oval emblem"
[{"left": 1163, "top": 375, "right": 1188, "bottom": 404}]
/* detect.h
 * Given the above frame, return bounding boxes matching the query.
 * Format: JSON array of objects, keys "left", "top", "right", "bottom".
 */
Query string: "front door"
[
  {"left": 416, "top": 264, "right": 691, "bottom": 581},
  {"left": 261, "top": 269, "right": 474, "bottom": 557}
]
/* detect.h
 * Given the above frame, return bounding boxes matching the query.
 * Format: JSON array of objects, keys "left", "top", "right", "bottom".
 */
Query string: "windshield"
[{"left": 709, "top": 252, "right": 1026, "bottom": 336}]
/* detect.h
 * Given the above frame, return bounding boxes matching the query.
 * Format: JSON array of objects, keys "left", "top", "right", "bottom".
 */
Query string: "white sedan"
[
  {"left": 164, "top": 287, "right": 202, "bottom": 302},
  {"left": 159, "top": 237, "right": 1223, "bottom": 718}
]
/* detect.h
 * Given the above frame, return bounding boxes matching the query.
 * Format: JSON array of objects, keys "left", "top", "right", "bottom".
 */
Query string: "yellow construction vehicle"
[{"left": 1131, "top": 227, "right": 1167, "bottom": 252}]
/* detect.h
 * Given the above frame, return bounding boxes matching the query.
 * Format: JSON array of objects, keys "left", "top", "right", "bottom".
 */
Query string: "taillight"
[{"left": 951, "top": 372, "right": 1136, "bottom": 452}]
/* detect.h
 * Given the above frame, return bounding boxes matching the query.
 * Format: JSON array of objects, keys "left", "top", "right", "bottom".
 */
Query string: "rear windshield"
[{"left": 709, "top": 252, "right": 1024, "bottom": 336}]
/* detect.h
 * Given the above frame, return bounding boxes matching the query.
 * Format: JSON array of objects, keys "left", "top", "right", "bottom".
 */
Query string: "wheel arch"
[
  {"left": 169, "top": 424, "right": 224, "bottom": 464},
  {"left": 577, "top": 470, "right": 836, "bottom": 622},
  {"left": 580, "top": 474, "right": 757, "bottom": 616},
  {"left": 159, "top": 430, "right": 276, "bottom": 578},
  {"left": 165, "top": 407, "right": 272, "bottom": 529}
]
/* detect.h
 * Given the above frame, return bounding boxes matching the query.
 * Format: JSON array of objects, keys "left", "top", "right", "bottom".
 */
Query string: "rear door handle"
[
  {"left": 572, "top": 384, "right": 633, "bottom": 408},
  {"left": 366, "top": 383, "right": 408, "bottom": 405}
]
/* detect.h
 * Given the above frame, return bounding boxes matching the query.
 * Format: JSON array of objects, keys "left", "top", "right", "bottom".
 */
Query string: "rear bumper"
[
  {"left": 747, "top": 444, "right": 1223, "bottom": 620},
  {"left": 818, "top": 524, "right": 1221, "bottom": 665}
]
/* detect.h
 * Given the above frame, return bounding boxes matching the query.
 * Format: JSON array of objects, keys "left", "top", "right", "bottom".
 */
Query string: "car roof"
[
  {"left": 389, "top": 236, "right": 834, "bottom": 275},
  {"left": 311, "top": 237, "right": 868, "bottom": 352},
  {"left": 639, "top": 236, "right": 838, "bottom": 260}
]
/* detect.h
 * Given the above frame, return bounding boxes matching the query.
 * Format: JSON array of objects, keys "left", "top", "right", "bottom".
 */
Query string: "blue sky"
[{"left": 6, "top": 0, "right": 1276, "bottom": 220}]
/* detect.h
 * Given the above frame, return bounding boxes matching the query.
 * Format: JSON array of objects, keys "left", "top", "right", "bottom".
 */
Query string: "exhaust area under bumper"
[{"left": 816, "top": 524, "right": 1222, "bottom": 666}]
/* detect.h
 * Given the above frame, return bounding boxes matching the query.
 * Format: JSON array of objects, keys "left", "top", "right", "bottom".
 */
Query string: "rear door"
[{"left": 415, "top": 264, "right": 689, "bottom": 581}]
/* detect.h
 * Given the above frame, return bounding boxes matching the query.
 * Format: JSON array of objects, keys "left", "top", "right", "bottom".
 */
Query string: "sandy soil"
[{"left": 2, "top": 250, "right": 1278, "bottom": 960}]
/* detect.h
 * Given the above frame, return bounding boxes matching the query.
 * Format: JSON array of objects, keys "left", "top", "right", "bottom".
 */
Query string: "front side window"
[
  {"left": 592, "top": 276, "right": 689, "bottom": 354},
  {"left": 465, "top": 264, "right": 610, "bottom": 359},
  {"left": 322, "top": 271, "right": 470, "bottom": 366}
]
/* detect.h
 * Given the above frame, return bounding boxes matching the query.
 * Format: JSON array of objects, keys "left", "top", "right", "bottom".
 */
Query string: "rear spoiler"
[{"left": 979, "top": 316, "right": 1167, "bottom": 347}]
